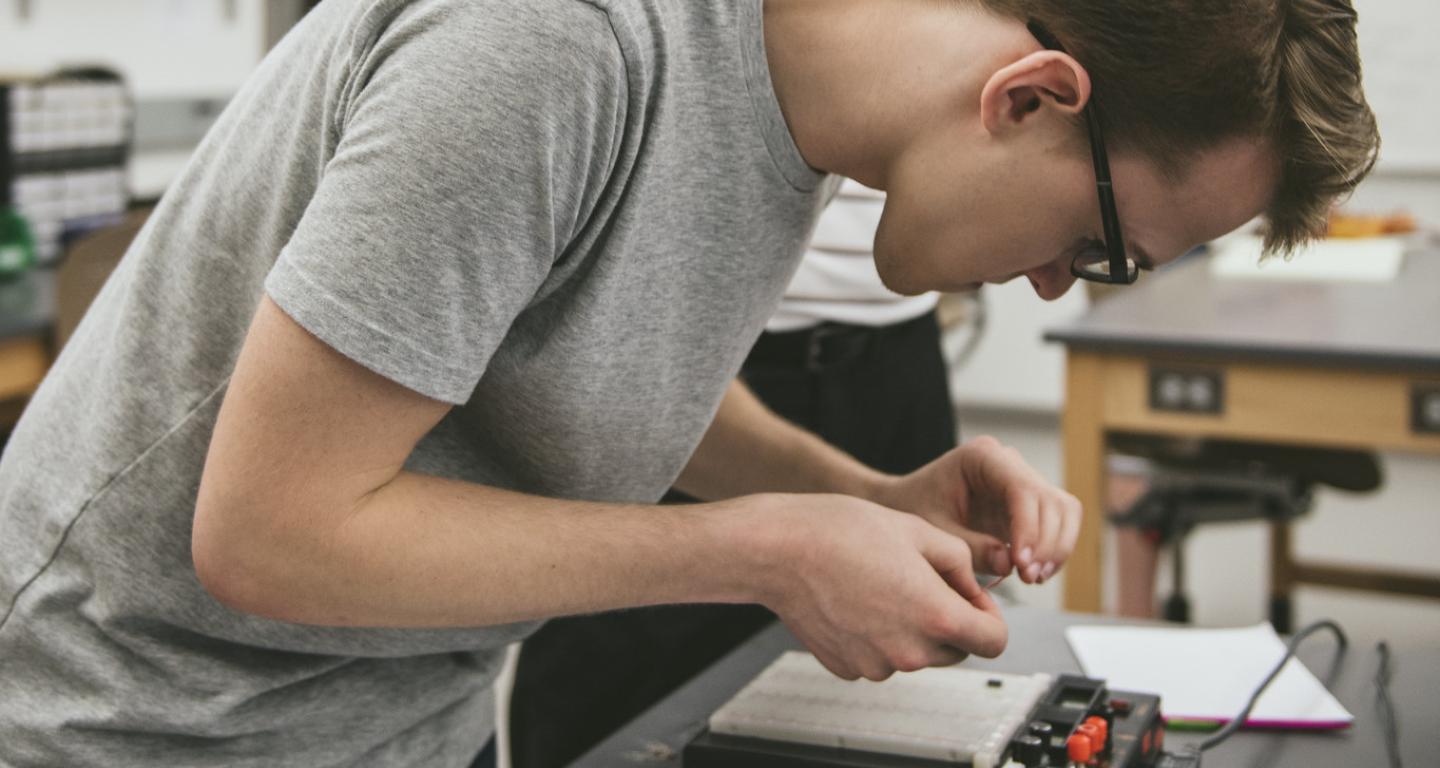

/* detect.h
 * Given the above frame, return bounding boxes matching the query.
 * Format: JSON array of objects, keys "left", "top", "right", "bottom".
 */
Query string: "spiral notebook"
[{"left": 1065, "top": 622, "right": 1353, "bottom": 730}]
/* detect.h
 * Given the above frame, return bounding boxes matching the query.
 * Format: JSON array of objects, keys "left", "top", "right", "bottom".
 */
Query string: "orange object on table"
[{"left": 1326, "top": 209, "right": 1417, "bottom": 238}]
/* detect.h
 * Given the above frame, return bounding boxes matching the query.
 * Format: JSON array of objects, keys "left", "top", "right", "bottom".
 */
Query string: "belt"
[{"left": 745, "top": 311, "right": 935, "bottom": 373}]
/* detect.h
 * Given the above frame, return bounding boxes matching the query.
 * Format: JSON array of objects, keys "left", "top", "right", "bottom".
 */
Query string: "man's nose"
[{"left": 1027, "top": 264, "right": 1079, "bottom": 302}]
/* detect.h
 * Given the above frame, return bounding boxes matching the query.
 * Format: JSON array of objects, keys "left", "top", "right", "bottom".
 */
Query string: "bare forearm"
[
  {"left": 674, "top": 380, "right": 893, "bottom": 502},
  {"left": 195, "top": 299, "right": 1017, "bottom": 673},
  {"left": 195, "top": 472, "right": 779, "bottom": 628}
]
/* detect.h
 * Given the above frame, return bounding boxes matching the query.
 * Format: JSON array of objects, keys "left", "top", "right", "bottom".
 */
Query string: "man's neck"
[{"left": 762, "top": 0, "right": 1026, "bottom": 189}]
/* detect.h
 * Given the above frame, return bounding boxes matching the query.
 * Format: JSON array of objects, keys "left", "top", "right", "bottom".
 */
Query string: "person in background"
[{"left": 509, "top": 179, "right": 972, "bottom": 768}]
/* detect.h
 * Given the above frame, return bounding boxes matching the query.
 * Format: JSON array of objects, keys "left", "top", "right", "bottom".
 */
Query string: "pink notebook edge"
[{"left": 1164, "top": 715, "right": 1353, "bottom": 731}]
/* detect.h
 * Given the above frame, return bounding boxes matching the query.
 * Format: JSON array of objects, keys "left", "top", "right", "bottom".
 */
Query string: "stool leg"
[
  {"left": 1269, "top": 521, "right": 1295, "bottom": 633},
  {"left": 1162, "top": 537, "right": 1190, "bottom": 623}
]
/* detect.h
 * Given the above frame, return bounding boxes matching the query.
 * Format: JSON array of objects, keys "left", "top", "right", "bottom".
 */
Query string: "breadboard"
[{"left": 708, "top": 652, "right": 1052, "bottom": 768}]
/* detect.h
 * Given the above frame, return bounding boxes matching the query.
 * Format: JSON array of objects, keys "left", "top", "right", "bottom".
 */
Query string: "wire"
[
  {"left": 1375, "top": 641, "right": 1403, "bottom": 768},
  {"left": 1196, "top": 618, "right": 1348, "bottom": 753},
  {"left": 939, "top": 289, "right": 987, "bottom": 374}
]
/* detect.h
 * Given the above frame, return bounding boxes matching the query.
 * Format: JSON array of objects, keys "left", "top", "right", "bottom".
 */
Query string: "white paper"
[
  {"left": 1210, "top": 235, "right": 1405, "bottom": 282},
  {"left": 1065, "top": 623, "right": 1353, "bottom": 726}
]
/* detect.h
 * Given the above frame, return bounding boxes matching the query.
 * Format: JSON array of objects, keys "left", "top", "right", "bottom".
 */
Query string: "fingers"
[
  {"left": 818, "top": 654, "right": 862, "bottom": 681},
  {"left": 914, "top": 523, "right": 1009, "bottom": 659},
  {"left": 987, "top": 545, "right": 1013, "bottom": 579},
  {"left": 1013, "top": 489, "right": 1083, "bottom": 583},
  {"left": 910, "top": 518, "right": 1005, "bottom": 618},
  {"left": 1056, "top": 491, "right": 1083, "bottom": 574},
  {"left": 780, "top": 497, "right": 1013, "bottom": 683},
  {"left": 823, "top": 642, "right": 970, "bottom": 679},
  {"left": 923, "top": 513, "right": 1011, "bottom": 578},
  {"left": 1005, "top": 487, "right": 1042, "bottom": 582},
  {"left": 883, "top": 642, "right": 972, "bottom": 674},
  {"left": 1034, "top": 492, "right": 1062, "bottom": 582},
  {"left": 929, "top": 645, "right": 970, "bottom": 668},
  {"left": 927, "top": 589, "right": 1008, "bottom": 659},
  {"left": 963, "top": 437, "right": 1083, "bottom": 584},
  {"left": 913, "top": 518, "right": 985, "bottom": 601}
]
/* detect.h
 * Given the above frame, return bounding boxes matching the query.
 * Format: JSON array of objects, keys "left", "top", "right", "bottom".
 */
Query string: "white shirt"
[{"left": 766, "top": 179, "right": 939, "bottom": 332}]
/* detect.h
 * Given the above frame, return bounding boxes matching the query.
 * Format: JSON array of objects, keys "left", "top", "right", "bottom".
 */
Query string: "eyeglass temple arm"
[
  {"left": 1028, "top": 20, "right": 1128, "bottom": 273},
  {"left": 1084, "top": 102, "right": 1127, "bottom": 271}
]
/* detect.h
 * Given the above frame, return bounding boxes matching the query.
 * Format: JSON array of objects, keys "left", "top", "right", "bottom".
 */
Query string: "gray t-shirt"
[{"left": 0, "top": 0, "right": 829, "bottom": 764}]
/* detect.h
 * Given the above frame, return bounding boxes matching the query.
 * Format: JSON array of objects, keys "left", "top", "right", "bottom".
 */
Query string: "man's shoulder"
[
  {"left": 317, "top": 0, "right": 631, "bottom": 122},
  {"left": 349, "top": 0, "right": 622, "bottom": 55}
]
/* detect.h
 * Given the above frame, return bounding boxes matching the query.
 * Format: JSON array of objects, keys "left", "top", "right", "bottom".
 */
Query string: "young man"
[
  {"left": 0, "top": 0, "right": 1376, "bottom": 766},
  {"left": 510, "top": 179, "right": 963, "bottom": 768}
]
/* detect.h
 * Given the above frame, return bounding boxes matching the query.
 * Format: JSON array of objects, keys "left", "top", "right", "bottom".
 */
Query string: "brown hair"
[{"left": 976, "top": 0, "right": 1379, "bottom": 254}]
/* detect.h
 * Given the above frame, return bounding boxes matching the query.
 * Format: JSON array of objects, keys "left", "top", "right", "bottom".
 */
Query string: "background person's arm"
[
  {"left": 675, "top": 379, "right": 893, "bottom": 501},
  {"left": 192, "top": 298, "right": 1006, "bottom": 680},
  {"left": 676, "top": 379, "right": 1082, "bottom": 585}
]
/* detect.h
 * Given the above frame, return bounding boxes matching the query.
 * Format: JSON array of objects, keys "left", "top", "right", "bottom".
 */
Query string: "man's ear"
[{"left": 979, "top": 50, "right": 1091, "bottom": 136}]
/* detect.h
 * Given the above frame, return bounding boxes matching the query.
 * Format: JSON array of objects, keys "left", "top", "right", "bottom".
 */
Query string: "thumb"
[
  {"left": 916, "top": 524, "right": 1008, "bottom": 658},
  {"left": 913, "top": 522, "right": 987, "bottom": 604},
  {"left": 922, "top": 514, "right": 1012, "bottom": 578}
]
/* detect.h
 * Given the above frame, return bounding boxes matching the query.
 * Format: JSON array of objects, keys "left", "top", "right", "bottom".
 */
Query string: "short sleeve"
[{"left": 265, "top": 0, "right": 626, "bottom": 404}]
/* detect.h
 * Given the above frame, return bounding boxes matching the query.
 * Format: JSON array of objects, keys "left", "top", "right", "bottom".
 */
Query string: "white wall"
[
  {"left": 0, "top": 0, "right": 266, "bottom": 99},
  {"left": 1345, "top": 171, "right": 1440, "bottom": 225},
  {"left": 947, "top": 279, "right": 1089, "bottom": 414},
  {"left": 1355, "top": 0, "right": 1440, "bottom": 174}
]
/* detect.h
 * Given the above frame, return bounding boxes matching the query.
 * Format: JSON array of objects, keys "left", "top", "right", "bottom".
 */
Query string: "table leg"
[
  {"left": 1062, "top": 352, "right": 1107, "bottom": 613},
  {"left": 0, "top": 336, "right": 49, "bottom": 403}
]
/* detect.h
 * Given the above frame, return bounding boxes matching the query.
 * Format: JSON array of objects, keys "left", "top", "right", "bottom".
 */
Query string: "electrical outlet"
[
  {"left": 1149, "top": 367, "right": 1224, "bottom": 415},
  {"left": 1414, "top": 384, "right": 1440, "bottom": 435}
]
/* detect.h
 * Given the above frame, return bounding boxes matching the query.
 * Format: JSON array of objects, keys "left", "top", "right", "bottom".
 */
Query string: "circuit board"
[{"left": 683, "top": 652, "right": 1165, "bottom": 768}]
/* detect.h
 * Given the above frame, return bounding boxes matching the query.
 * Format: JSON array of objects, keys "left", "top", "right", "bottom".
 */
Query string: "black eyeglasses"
[{"left": 1026, "top": 20, "right": 1139, "bottom": 285}]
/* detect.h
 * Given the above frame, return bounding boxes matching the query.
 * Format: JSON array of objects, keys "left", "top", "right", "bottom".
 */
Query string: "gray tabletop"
[
  {"left": 575, "top": 606, "right": 1435, "bottom": 768},
  {"left": 1044, "top": 247, "right": 1440, "bottom": 372}
]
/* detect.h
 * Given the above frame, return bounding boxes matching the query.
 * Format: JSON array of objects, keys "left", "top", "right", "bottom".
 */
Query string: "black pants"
[{"left": 507, "top": 310, "right": 956, "bottom": 768}]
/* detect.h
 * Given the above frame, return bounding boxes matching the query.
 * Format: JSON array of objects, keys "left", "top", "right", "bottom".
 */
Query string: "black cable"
[
  {"left": 1196, "top": 618, "right": 1348, "bottom": 753},
  {"left": 1375, "top": 641, "right": 1403, "bottom": 768}
]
